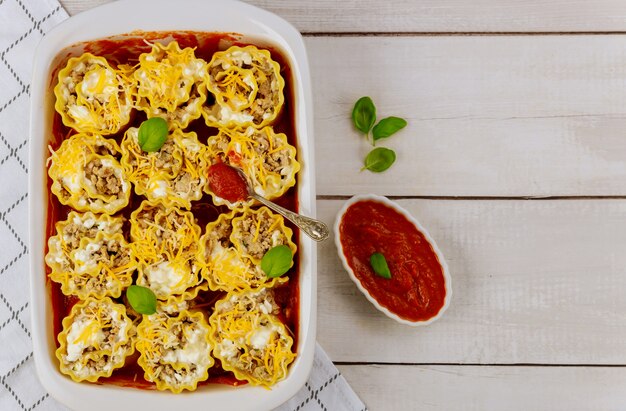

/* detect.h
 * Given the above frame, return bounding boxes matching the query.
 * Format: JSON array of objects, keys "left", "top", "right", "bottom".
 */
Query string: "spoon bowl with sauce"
[{"left": 207, "top": 162, "right": 329, "bottom": 242}]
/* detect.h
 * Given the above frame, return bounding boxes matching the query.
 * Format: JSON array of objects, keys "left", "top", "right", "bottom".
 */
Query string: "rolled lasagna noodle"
[
  {"left": 54, "top": 53, "right": 133, "bottom": 135},
  {"left": 120, "top": 126, "right": 207, "bottom": 209},
  {"left": 45, "top": 211, "right": 136, "bottom": 299},
  {"left": 130, "top": 200, "right": 202, "bottom": 300},
  {"left": 48, "top": 133, "right": 131, "bottom": 214},
  {"left": 230, "top": 206, "right": 297, "bottom": 265},
  {"left": 209, "top": 287, "right": 295, "bottom": 387},
  {"left": 136, "top": 310, "right": 213, "bottom": 393},
  {"left": 205, "top": 126, "right": 299, "bottom": 207},
  {"left": 56, "top": 297, "right": 135, "bottom": 382},
  {"left": 204, "top": 45, "right": 284, "bottom": 128},
  {"left": 198, "top": 210, "right": 286, "bottom": 292},
  {"left": 133, "top": 41, "right": 207, "bottom": 129}
]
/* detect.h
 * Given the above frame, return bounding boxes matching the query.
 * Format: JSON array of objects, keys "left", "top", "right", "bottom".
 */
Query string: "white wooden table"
[{"left": 61, "top": 1, "right": 626, "bottom": 409}]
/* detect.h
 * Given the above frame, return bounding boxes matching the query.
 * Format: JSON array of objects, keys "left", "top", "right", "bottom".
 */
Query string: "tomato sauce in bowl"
[{"left": 334, "top": 195, "right": 451, "bottom": 325}]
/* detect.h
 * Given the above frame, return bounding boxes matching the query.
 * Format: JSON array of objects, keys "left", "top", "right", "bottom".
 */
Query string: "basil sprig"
[
  {"left": 138, "top": 117, "right": 168, "bottom": 152},
  {"left": 370, "top": 252, "right": 392, "bottom": 279},
  {"left": 126, "top": 285, "right": 157, "bottom": 315},
  {"left": 352, "top": 96, "right": 376, "bottom": 134},
  {"left": 351, "top": 97, "right": 407, "bottom": 172},
  {"left": 363, "top": 147, "right": 396, "bottom": 173},
  {"left": 261, "top": 245, "right": 293, "bottom": 278},
  {"left": 373, "top": 117, "right": 407, "bottom": 142}
]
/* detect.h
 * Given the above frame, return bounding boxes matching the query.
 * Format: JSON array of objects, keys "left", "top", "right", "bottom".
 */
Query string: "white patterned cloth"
[{"left": 0, "top": 1, "right": 365, "bottom": 410}]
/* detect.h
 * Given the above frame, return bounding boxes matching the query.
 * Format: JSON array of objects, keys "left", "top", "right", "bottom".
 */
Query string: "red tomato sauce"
[
  {"left": 338, "top": 200, "right": 447, "bottom": 322},
  {"left": 45, "top": 31, "right": 300, "bottom": 389},
  {"left": 207, "top": 162, "right": 249, "bottom": 202}
]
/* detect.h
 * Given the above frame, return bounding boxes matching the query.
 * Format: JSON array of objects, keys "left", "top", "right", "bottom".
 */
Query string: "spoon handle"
[{"left": 250, "top": 193, "right": 330, "bottom": 242}]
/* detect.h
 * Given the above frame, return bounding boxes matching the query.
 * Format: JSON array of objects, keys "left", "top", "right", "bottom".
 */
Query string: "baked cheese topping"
[
  {"left": 56, "top": 297, "right": 135, "bottom": 382},
  {"left": 209, "top": 288, "right": 295, "bottom": 387},
  {"left": 130, "top": 200, "right": 202, "bottom": 299},
  {"left": 120, "top": 126, "right": 208, "bottom": 209},
  {"left": 198, "top": 210, "right": 287, "bottom": 292},
  {"left": 133, "top": 41, "right": 208, "bottom": 129},
  {"left": 136, "top": 310, "right": 213, "bottom": 393},
  {"left": 48, "top": 133, "right": 131, "bottom": 214},
  {"left": 204, "top": 45, "right": 285, "bottom": 128},
  {"left": 47, "top": 38, "right": 299, "bottom": 391},
  {"left": 45, "top": 211, "right": 136, "bottom": 299},
  {"left": 54, "top": 53, "right": 133, "bottom": 135},
  {"left": 205, "top": 126, "right": 299, "bottom": 206},
  {"left": 230, "top": 206, "right": 297, "bottom": 264}
]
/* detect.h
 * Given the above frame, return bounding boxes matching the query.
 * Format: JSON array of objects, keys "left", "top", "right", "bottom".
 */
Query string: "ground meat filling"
[
  {"left": 154, "top": 140, "right": 178, "bottom": 171},
  {"left": 136, "top": 312, "right": 213, "bottom": 392},
  {"left": 209, "top": 218, "right": 233, "bottom": 253},
  {"left": 250, "top": 75, "right": 275, "bottom": 123},
  {"left": 234, "top": 210, "right": 286, "bottom": 261},
  {"left": 205, "top": 47, "right": 283, "bottom": 128},
  {"left": 63, "top": 61, "right": 101, "bottom": 104},
  {"left": 253, "top": 131, "right": 291, "bottom": 176},
  {"left": 85, "top": 159, "right": 123, "bottom": 198}
]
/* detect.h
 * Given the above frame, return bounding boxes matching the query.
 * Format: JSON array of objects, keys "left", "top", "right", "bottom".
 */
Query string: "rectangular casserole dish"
[{"left": 28, "top": 0, "right": 316, "bottom": 410}]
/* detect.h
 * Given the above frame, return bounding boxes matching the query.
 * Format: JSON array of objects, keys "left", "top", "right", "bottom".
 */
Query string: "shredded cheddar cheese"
[
  {"left": 208, "top": 288, "right": 295, "bottom": 387},
  {"left": 54, "top": 53, "right": 133, "bottom": 134},
  {"left": 55, "top": 297, "right": 135, "bottom": 382},
  {"left": 46, "top": 211, "right": 136, "bottom": 299},
  {"left": 230, "top": 206, "right": 297, "bottom": 265},
  {"left": 203, "top": 45, "right": 285, "bottom": 128},
  {"left": 48, "top": 134, "right": 131, "bottom": 214},
  {"left": 120, "top": 126, "right": 208, "bottom": 209},
  {"left": 204, "top": 126, "right": 299, "bottom": 207},
  {"left": 133, "top": 41, "right": 208, "bottom": 129},
  {"left": 197, "top": 210, "right": 287, "bottom": 292},
  {"left": 130, "top": 200, "right": 202, "bottom": 300},
  {"left": 136, "top": 310, "right": 213, "bottom": 393}
]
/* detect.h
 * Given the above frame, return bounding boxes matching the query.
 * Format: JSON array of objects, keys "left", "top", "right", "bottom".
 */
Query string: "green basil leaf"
[
  {"left": 370, "top": 252, "right": 392, "bottom": 279},
  {"left": 261, "top": 245, "right": 293, "bottom": 278},
  {"left": 126, "top": 285, "right": 157, "bottom": 315},
  {"left": 372, "top": 116, "right": 407, "bottom": 142},
  {"left": 352, "top": 96, "right": 376, "bottom": 134},
  {"left": 138, "top": 117, "right": 168, "bottom": 152},
  {"left": 362, "top": 147, "right": 396, "bottom": 172}
]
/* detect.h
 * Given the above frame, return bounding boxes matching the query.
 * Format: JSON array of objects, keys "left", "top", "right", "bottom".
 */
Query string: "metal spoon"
[{"left": 235, "top": 168, "right": 330, "bottom": 242}]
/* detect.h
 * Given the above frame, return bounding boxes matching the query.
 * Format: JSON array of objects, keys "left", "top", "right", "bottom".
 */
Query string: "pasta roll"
[
  {"left": 205, "top": 126, "right": 299, "bottom": 207},
  {"left": 133, "top": 41, "right": 207, "bottom": 129},
  {"left": 53, "top": 53, "right": 133, "bottom": 134},
  {"left": 198, "top": 211, "right": 286, "bottom": 292},
  {"left": 55, "top": 297, "right": 135, "bottom": 382},
  {"left": 130, "top": 200, "right": 202, "bottom": 299},
  {"left": 204, "top": 46, "right": 285, "bottom": 128},
  {"left": 46, "top": 211, "right": 136, "bottom": 299},
  {"left": 120, "top": 126, "right": 207, "bottom": 209},
  {"left": 209, "top": 288, "right": 295, "bottom": 387},
  {"left": 136, "top": 310, "right": 213, "bottom": 393},
  {"left": 48, "top": 133, "right": 131, "bottom": 214},
  {"left": 230, "top": 206, "right": 297, "bottom": 265}
]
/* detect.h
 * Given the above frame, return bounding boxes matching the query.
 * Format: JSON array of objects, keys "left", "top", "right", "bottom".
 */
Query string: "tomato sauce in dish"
[
  {"left": 46, "top": 31, "right": 301, "bottom": 389},
  {"left": 207, "top": 162, "right": 249, "bottom": 202},
  {"left": 338, "top": 200, "right": 447, "bottom": 322}
]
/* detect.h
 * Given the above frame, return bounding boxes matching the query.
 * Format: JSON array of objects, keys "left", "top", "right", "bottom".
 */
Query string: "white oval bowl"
[{"left": 334, "top": 194, "right": 452, "bottom": 326}]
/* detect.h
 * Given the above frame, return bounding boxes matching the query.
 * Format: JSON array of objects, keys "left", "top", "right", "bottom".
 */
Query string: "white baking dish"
[{"left": 28, "top": 1, "right": 316, "bottom": 410}]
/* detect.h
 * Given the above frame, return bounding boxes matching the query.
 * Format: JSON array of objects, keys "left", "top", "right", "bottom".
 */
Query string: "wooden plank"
[
  {"left": 61, "top": 0, "right": 626, "bottom": 33},
  {"left": 309, "top": 36, "right": 626, "bottom": 196},
  {"left": 337, "top": 364, "right": 626, "bottom": 411},
  {"left": 317, "top": 199, "right": 626, "bottom": 364}
]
